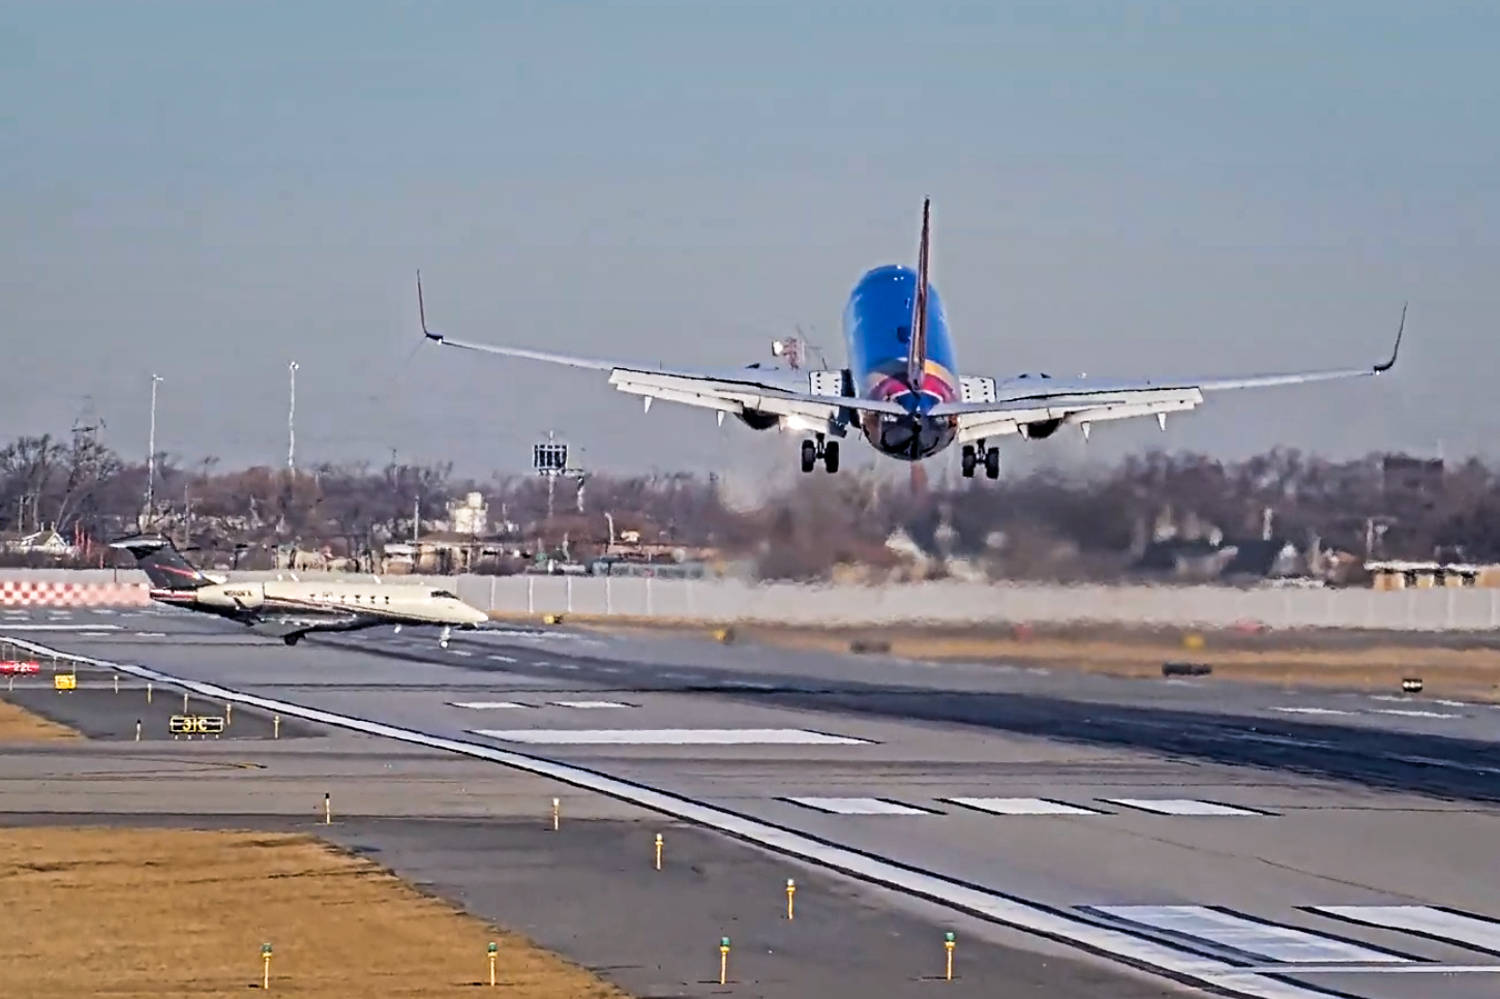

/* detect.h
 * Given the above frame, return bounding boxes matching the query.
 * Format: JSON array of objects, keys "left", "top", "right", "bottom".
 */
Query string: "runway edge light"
[
  {"left": 261, "top": 942, "right": 272, "bottom": 991},
  {"left": 719, "top": 937, "right": 731, "bottom": 986},
  {"left": 944, "top": 931, "right": 955, "bottom": 981},
  {"left": 488, "top": 941, "right": 497, "bottom": 987}
]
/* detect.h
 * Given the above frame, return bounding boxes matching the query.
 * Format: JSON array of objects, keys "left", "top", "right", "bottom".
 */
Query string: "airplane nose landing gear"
[
  {"left": 439, "top": 625, "right": 452, "bottom": 649},
  {"left": 799, "top": 436, "right": 839, "bottom": 473}
]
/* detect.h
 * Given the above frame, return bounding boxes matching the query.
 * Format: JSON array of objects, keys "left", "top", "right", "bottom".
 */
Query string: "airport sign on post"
[
  {"left": 169, "top": 715, "right": 225, "bottom": 737},
  {"left": 532, "top": 440, "right": 569, "bottom": 473},
  {"left": 54, "top": 673, "right": 76, "bottom": 691}
]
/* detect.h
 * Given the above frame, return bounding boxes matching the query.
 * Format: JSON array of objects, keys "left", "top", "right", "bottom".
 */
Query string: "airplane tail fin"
[
  {"left": 109, "top": 535, "right": 211, "bottom": 591},
  {"left": 906, "top": 198, "right": 932, "bottom": 393}
]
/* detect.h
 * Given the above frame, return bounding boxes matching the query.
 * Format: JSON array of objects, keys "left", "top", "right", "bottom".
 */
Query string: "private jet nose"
[{"left": 459, "top": 603, "right": 489, "bottom": 626}]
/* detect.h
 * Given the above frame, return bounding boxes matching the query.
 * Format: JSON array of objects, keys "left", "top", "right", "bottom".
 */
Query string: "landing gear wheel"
[
  {"left": 960, "top": 445, "right": 977, "bottom": 479},
  {"left": 800, "top": 440, "right": 817, "bottom": 473},
  {"left": 985, "top": 448, "right": 1001, "bottom": 480},
  {"left": 823, "top": 440, "right": 840, "bottom": 473},
  {"left": 282, "top": 634, "right": 301, "bottom": 647}
]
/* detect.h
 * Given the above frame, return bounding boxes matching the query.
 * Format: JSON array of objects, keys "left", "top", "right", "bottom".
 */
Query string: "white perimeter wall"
[{"left": 5, "top": 569, "right": 1496, "bottom": 631}]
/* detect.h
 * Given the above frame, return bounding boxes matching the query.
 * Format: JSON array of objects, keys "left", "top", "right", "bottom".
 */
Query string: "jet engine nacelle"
[
  {"left": 736, "top": 409, "right": 779, "bottom": 431},
  {"left": 1022, "top": 418, "right": 1063, "bottom": 440}
]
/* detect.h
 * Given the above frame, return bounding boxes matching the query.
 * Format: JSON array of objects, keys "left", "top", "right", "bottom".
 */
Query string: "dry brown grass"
[
  {"left": 575, "top": 617, "right": 1500, "bottom": 701},
  {"left": 0, "top": 697, "right": 81, "bottom": 741},
  {"left": 0, "top": 827, "right": 630, "bottom": 998},
  {"left": 757, "top": 630, "right": 1500, "bottom": 699}
]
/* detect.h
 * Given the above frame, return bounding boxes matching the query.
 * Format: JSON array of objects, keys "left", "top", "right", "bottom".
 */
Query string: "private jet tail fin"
[
  {"left": 109, "top": 534, "right": 211, "bottom": 591},
  {"left": 906, "top": 198, "right": 932, "bottom": 393}
]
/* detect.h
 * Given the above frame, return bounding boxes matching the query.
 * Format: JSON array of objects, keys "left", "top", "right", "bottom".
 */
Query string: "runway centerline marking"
[
  {"left": 1084, "top": 906, "right": 1414, "bottom": 965},
  {"left": 784, "top": 797, "right": 934, "bottom": 815},
  {"left": 5, "top": 634, "right": 1357, "bottom": 999},
  {"left": 1309, "top": 905, "right": 1500, "bottom": 957},
  {"left": 0, "top": 623, "right": 122, "bottom": 632},
  {"left": 1371, "top": 708, "right": 1463, "bottom": 719},
  {"left": 474, "top": 728, "right": 868, "bottom": 746},
  {"left": 450, "top": 701, "right": 530, "bottom": 710},
  {"left": 486, "top": 654, "right": 518, "bottom": 663},
  {"left": 1271, "top": 707, "right": 1355, "bottom": 717},
  {"left": 945, "top": 797, "right": 1106, "bottom": 816},
  {"left": 1102, "top": 799, "right": 1271, "bottom": 817},
  {"left": 549, "top": 699, "right": 631, "bottom": 709}
]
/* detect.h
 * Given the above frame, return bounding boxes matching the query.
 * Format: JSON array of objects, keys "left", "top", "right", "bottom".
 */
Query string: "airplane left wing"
[
  {"left": 929, "top": 306, "right": 1406, "bottom": 444},
  {"left": 417, "top": 272, "right": 904, "bottom": 432}
]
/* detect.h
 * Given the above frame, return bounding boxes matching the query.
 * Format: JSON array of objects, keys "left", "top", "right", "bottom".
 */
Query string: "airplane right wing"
[
  {"left": 928, "top": 305, "right": 1407, "bottom": 444},
  {"left": 416, "top": 272, "right": 897, "bottom": 434}
]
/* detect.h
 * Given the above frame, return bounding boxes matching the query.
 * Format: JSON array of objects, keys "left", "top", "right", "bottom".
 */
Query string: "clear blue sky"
[{"left": 3, "top": 1, "right": 1496, "bottom": 488}]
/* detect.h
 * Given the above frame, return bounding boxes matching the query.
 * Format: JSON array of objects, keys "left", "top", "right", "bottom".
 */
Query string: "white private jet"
[{"left": 110, "top": 535, "right": 488, "bottom": 647}]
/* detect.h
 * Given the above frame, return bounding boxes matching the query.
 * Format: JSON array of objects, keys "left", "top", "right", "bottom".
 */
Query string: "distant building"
[
  {"left": 447, "top": 492, "right": 489, "bottom": 537},
  {"left": 1135, "top": 536, "right": 1303, "bottom": 584},
  {"left": 1365, "top": 560, "right": 1500, "bottom": 590},
  {"left": 6, "top": 529, "right": 77, "bottom": 558}
]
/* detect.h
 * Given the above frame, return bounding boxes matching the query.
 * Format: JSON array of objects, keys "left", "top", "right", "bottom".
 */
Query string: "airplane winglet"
[
  {"left": 1373, "top": 301, "right": 1406, "bottom": 373},
  {"left": 417, "top": 270, "right": 443, "bottom": 342}
]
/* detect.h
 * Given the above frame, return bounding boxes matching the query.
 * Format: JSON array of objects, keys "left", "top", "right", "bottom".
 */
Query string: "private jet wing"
[
  {"left": 930, "top": 306, "right": 1407, "bottom": 444},
  {"left": 246, "top": 612, "right": 371, "bottom": 640},
  {"left": 417, "top": 273, "right": 905, "bottom": 428}
]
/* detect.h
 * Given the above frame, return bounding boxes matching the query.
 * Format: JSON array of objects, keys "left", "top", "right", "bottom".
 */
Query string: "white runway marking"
[
  {"left": 486, "top": 654, "right": 517, "bottom": 663},
  {"left": 474, "top": 728, "right": 869, "bottom": 745},
  {"left": 9, "top": 634, "right": 1349, "bottom": 999},
  {"left": 1310, "top": 905, "right": 1500, "bottom": 957},
  {"left": 946, "top": 797, "right": 1104, "bottom": 816},
  {"left": 0, "top": 623, "right": 122, "bottom": 632},
  {"left": 1103, "top": 799, "right": 1267, "bottom": 816},
  {"left": 447, "top": 650, "right": 474, "bottom": 657},
  {"left": 1087, "top": 906, "right": 1410, "bottom": 964},
  {"left": 1272, "top": 707, "right": 1355, "bottom": 716},
  {"left": 450, "top": 701, "right": 529, "bottom": 710},
  {"left": 1371, "top": 708, "right": 1462, "bottom": 719},
  {"left": 134, "top": 631, "right": 168, "bottom": 638},
  {"left": 785, "top": 797, "right": 932, "bottom": 815},
  {"left": 549, "top": 699, "right": 631, "bottom": 709}
]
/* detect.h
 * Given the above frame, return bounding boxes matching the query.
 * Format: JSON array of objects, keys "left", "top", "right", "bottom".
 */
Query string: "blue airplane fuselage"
[{"left": 842, "top": 265, "right": 960, "bottom": 460}]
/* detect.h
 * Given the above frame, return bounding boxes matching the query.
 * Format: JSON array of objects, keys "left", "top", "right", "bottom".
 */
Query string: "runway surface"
[{"left": 4, "top": 603, "right": 1499, "bottom": 998}]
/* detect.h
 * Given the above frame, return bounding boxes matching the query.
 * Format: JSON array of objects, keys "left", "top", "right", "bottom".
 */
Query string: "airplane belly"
[{"left": 861, "top": 414, "right": 957, "bottom": 460}]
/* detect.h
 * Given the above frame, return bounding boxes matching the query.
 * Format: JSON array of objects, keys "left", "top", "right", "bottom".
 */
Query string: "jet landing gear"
[
  {"left": 961, "top": 442, "right": 1001, "bottom": 480},
  {"left": 799, "top": 436, "right": 839, "bottom": 474},
  {"left": 439, "top": 625, "right": 452, "bottom": 649}
]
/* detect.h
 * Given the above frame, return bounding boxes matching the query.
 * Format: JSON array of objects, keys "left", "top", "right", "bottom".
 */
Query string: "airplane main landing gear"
[
  {"left": 283, "top": 633, "right": 302, "bottom": 646},
  {"left": 799, "top": 436, "right": 839, "bottom": 473},
  {"left": 961, "top": 442, "right": 1001, "bottom": 480}
]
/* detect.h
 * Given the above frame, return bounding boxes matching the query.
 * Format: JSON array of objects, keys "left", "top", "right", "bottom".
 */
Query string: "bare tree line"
[{"left": 0, "top": 429, "right": 1491, "bottom": 580}]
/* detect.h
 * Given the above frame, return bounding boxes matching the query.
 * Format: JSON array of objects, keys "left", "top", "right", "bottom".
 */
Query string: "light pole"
[
  {"left": 145, "top": 373, "right": 163, "bottom": 524},
  {"left": 288, "top": 361, "right": 299, "bottom": 474}
]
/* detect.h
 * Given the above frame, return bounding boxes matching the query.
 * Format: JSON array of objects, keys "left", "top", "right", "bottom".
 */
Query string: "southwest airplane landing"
[{"left": 417, "top": 199, "right": 1405, "bottom": 477}]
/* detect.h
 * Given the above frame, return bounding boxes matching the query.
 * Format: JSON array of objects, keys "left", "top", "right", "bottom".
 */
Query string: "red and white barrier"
[{"left": 0, "top": 581, "right": 150, "bottom": 607}]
